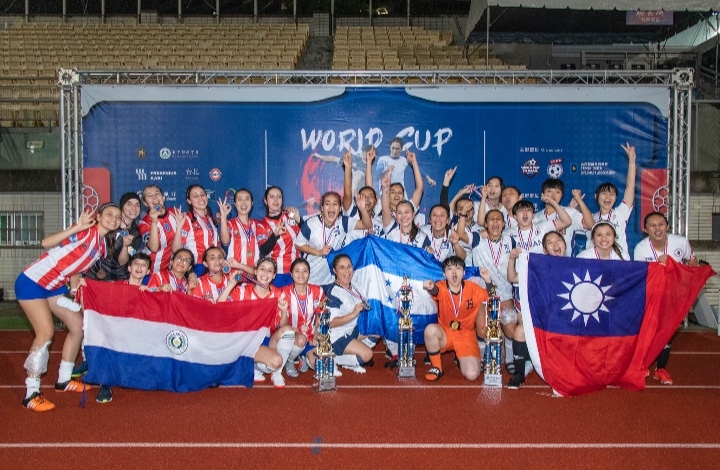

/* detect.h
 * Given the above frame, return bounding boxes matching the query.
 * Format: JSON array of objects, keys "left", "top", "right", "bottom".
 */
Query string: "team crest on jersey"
[
  {"left": 674, "top": 248, "right": 683, "bottom": 259},
  {"left": 182, "top": 230, "right": 189, "bottom": 237},
  {"left": 166, "top": 330, "right": 189, "bottom": 355},
  {"left": 89, "top": 248, "right": 98, "bottom": 258},
  {"left": 163, "top": 223, "right": 171, "bottom": 232},
  {"left": 142, "top": 233, "right": 150, "bottom": 243}
]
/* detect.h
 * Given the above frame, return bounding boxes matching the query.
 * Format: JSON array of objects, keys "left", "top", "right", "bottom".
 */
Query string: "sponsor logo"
[
  {"left": 166, "top": 330, "right": 189, "bottom": 355},
  {"left": 547, "top": 158, "right": 563, "bottom": 179},
  {"left": 159, "top": 148, "right": 200, "bottom": 160},
  {"left": 164, "top": 191, "right": 177, "bottom": 203},
  {"left": 186, "top": 168, "right": 200, "bottom": 180},
  {"left": 521, "top": 158, "right": 539, "bottom": 179},
  {"left": 137, "top": 148, "right": 147, "bottom": 160},
  {"left": 136, "top": 168, "right": 147, "bottom": 180},
  {"left": 209, "top": 168, "right": 222, "bottom": 181},
  {"left": 580, "top": 161, "right": 615, "bottom": 176},
  {"left": 159, "top": 148, "right": 171, "bottom": 160},
  {"left": 82, "top": 185, "right": 100, "bottom": 213},
  {"left": 149, "top": 170, "right": 177, "bottom": 181}
]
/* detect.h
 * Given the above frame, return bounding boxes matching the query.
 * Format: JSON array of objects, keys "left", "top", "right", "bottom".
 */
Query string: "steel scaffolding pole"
[
  {"left": 59, "top": 69, "right": 82, "bottom": 230},
  {"left": 669, "top": 68, "right": 693, "bottom": 237}
]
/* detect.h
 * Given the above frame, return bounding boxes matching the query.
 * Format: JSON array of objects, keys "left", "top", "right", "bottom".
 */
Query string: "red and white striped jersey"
[
  {"left": 276, "top": 284, "right": 326, "bottom": 340},
  {"left": 24, "top": 225, "right": 108, "bottom": 290},
  {"left": 147, "top": 270, "right": 189, "bottom": 294},
  {"left": 180, "top": 212, "right": 219, "bottom": 264},
  {"left": 138, "top": 208, "right": 180, "bottom": 273},
  {"left": 225, "top": 218, "right": 265, "bottom": 267},
  {"left": 260, "top": 213, "right": 300, "bottom": 274},
  {"left": 227, "top": 284, "right": 282, "bottom": 302},
  {"left": 191, "top": 273, "right": 229, "bottom": 302}
]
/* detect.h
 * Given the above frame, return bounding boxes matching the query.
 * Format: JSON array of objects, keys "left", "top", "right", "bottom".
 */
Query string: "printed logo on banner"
[
  {"left": 571, "top": 164, "right": 578, "bottom": 173},
  {"left": 652, "top": 185, "right": 670, "bottom": 215},
  {"left": 82, "top": 185, "right": 100, "bottom": 213},
  {"left": 209, "top": 168, "right": 222, "bottom": 181},
  {"left": 521, "top": 158, "right": 540, "bottom": 178},
  {"left": 547, "top": 159, "right": 564, "bottom": 179},
  {"left": 580, "top": 161, "right": 615, "bottom": 176},
  {"left": 137, "top": 148, "right": 146, "bottom": 160},
  {"left": 164, "top": 191, "right": 177, "bottom": 203},
  {"left": 186, "top": 168, "right": 200, "bottom": 180},
  {"left": 136, "top": 168, "right": 147, "bottom": 180},
  {"left": 159, "top": 148, "right": 171, "bottom": 160},
  {"left": 150, "top": 170, "right": 177, "bottom": 181},
  {"left": 166, "top": 330, "right": 188, "bottom": 355}
]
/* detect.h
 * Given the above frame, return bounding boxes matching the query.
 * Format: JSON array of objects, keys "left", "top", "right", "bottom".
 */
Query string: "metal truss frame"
[{"left": 59, "top": 68, "right": 693, "bottom": 235}]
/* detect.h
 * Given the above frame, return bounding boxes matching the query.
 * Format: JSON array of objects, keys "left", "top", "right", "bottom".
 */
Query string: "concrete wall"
[{"left": 0, "top": 192, "right": 62, "bottom": 300}]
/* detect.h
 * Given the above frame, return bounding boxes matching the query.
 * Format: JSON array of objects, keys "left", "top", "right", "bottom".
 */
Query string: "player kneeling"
[{"left": 422, "top": 256, "right": 489, "bottom": 381}]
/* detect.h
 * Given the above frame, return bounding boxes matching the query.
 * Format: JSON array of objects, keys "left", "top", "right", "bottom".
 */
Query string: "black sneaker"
[
  {"left": 364, "top": 358, "right": 375, "bottom": 368},
  {"left": 506, "top": 362, "right": 516, "bottom": 375},
  {"left": 96, "top": 385, "right": 113, "bottom": 403},
  {"left": 423, "top": 353, "right": 431, "bottom": 365},
  {"left": 71, "top": 360, "right": 88, "bottom": 378},
  {"left": 385, "top": 356, "right": 398, "bottom": 368},
  {"left": 507, "top": 374, "right": 525, "bottom": 390}
]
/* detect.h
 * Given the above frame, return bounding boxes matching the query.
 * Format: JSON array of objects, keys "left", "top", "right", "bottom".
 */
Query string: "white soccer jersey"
[
  {"left": 577, "top": 247, "right": 626, "bottom": 261},
  {"left": 296, "top": 214, "right": 352, "bottom": 286},
  {"left": 508, "top": 220, "right": 557, "bottom": 254},
  {"left": 326, "top": 282, "right": 365, "bottom": 343},
  {"left": 633, "top": 234, "right": 695, "bottom": 263},
  {"left": 343, "top": 204, "right": 384, "bottom": 244},
  {"left": 470, "top": 233, "right": 513, "bottom": 301},
  {"left": 419, "top": 226, "right": 456, "bottom": 263},
  {"left": 383, "top": 221, "right": 431, "bottom": 250},
  {"left": 534, "top": 206, "right": 584, "bottom": 257},
  {"left": 587, "top": 202, "right": 633, "bottom": 255}
]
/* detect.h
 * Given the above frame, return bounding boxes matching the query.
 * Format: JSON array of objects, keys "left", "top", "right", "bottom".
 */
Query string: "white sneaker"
[
  {"left": 333, "top": 364, "right": 343, "bottom": 377},
  {"left": 285, "top": 361, "right": 300, "bottom": 378},
  {"left": 271, "top": 371, "right": 286, "bottom": 388},
  {"left": 341, "top": 364, "right": 367, "bottom": 374},
  {"left": 298, "top": 356, "right": 310, "bottom": 373},
  {"left": 57, "top": 296, "right": 81, "bottom": 313},
  {"left": 253, "top": 366, "right": 265, "bottom": 383}
]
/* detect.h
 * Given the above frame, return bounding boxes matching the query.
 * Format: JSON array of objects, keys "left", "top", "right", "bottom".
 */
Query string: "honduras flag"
[
  {"left": 517, "top": 253, "right": 714, "bottom": 397},
  {"left": 83, "top": 280, "right": 275, "bottom": 392},
  {"left": 329, "top": 237, "right": 479, "bottom": 345}
]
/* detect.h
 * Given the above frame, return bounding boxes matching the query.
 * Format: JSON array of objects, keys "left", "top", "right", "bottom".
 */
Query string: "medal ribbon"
[
  {"left": 649, "top": 238, "right": 669, "bottom": 262},
  {"left": 516, "top": 228, "right": 534, "bottom": 251},
  {"left": 239, "top": 219, "right": 256, "bottom": 253},
  {"left": 433, "top": 235, "right": 447, "bottom": 261},
  {"left": 488, "top": 238, "right": 502, "bottom": 267},
  {"left": 291, "top": 286, "right": 308, "bottom": 328},
  {"left": 336, "top": 283, "right": 367, "bottom": 307},
  {"left": 448, "top": 284, "right": 463, "bottom": 319}
]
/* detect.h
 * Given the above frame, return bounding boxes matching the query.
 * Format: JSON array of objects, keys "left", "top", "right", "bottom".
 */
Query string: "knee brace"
[{"left": 24, "top": 341, "right": 51, "bottom": 378}]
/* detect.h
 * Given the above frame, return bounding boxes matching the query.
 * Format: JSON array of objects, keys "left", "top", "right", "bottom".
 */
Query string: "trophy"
[
  {"left": 397, "top": 276, "right": 415, "bottom": 379},
  {"left": 314, "top": 299, "right": 336, "bottom": 392},
  {"left": 483, "top": 285, "right": 503, "bottom": 388}
]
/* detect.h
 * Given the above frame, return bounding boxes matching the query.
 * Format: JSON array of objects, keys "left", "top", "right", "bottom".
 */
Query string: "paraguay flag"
[
  {"left": 329, "top": 237, "right": 478, "bottom": 345},
  {"left": 83, "top": 280, "right": 275, "bottom": 392},
  {"left": 517, "top": 253, "right": 714, "bottom": 397}
]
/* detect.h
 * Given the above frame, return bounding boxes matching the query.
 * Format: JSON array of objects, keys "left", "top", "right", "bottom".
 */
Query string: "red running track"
[{"left": 0, "top": 330, "right": 719, "bottom": 469}]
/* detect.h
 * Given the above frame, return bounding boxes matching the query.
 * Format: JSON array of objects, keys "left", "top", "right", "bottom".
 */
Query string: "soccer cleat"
[
  {"left": 653, "top": 368, "right": 673, "bottom": 385},
  {"left": 23, "top": 392, "right": 55, "bottom": 412},
  {"left": 507, "top": 374, "right": 525, "bottom": 390},
  {"left": 384, "top": 355, "right": 398, "bottom": 369},
  {"left": 333, "top": 364, "right": 343, "bottom": 377},
  {"left": 55, "top": 379, "right": 91, "bottom": 392},
  {"left": 95, "top": 385, "right": 113, "bottom": 404},
  {"left": 57, "top": 295, "right": 81, "bottom": 313},
  {"left": 253, "top": 366, "right": 266, "bottom": 383},
  {"left": 71, "top": 360, "right": 88, "bottom": 378},
  {"left": 271, "top": 371, "right": 286, "bottom": 388},
  {"left": 341, "top": 364, "right": 366, "bottom": 374},
  {"left": 425, "top": 367, "right": 444, "bottom": 382},
  {"left": 298, "top": 356, "right": 310, "bottom": 373},
  {"left": 285, "top": 361, "right": 300, "bottom": 378}
]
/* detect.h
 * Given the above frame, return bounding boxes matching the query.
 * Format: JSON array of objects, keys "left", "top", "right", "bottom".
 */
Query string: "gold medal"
[{"left": 450, "top": 320, "right": 460, "bottom": 331}]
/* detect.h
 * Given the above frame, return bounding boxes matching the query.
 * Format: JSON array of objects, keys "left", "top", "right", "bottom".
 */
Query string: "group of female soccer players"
[{"left": 15, "top": 143, "right": 699, "bottom": 411}]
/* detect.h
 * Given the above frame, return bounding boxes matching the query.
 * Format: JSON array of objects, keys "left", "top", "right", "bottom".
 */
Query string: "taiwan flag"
[
  {"left": 83, "top": 280, "right": 276, "bottom": 392},
  {"left": 516, "top": 253, "right": 714, "bottom": 397}
]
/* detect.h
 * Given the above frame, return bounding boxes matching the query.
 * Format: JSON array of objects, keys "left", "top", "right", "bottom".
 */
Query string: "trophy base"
[
  {"left": 483, "top": 373, "right": 503, "bottom": 388},
  {"left": 397, "top": 365, "right": 415, "bottom": 379},
  {"left": 317, "top": 377, "right": 336, "bottom": 392}
]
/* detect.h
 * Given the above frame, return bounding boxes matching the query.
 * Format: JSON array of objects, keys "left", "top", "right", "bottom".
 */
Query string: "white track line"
[
  {"left": 1, "top": 384, "right": 720, "bottom": 390},
  {"left": 0, "top": 442, "right": 718, "bottom": 449}
]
